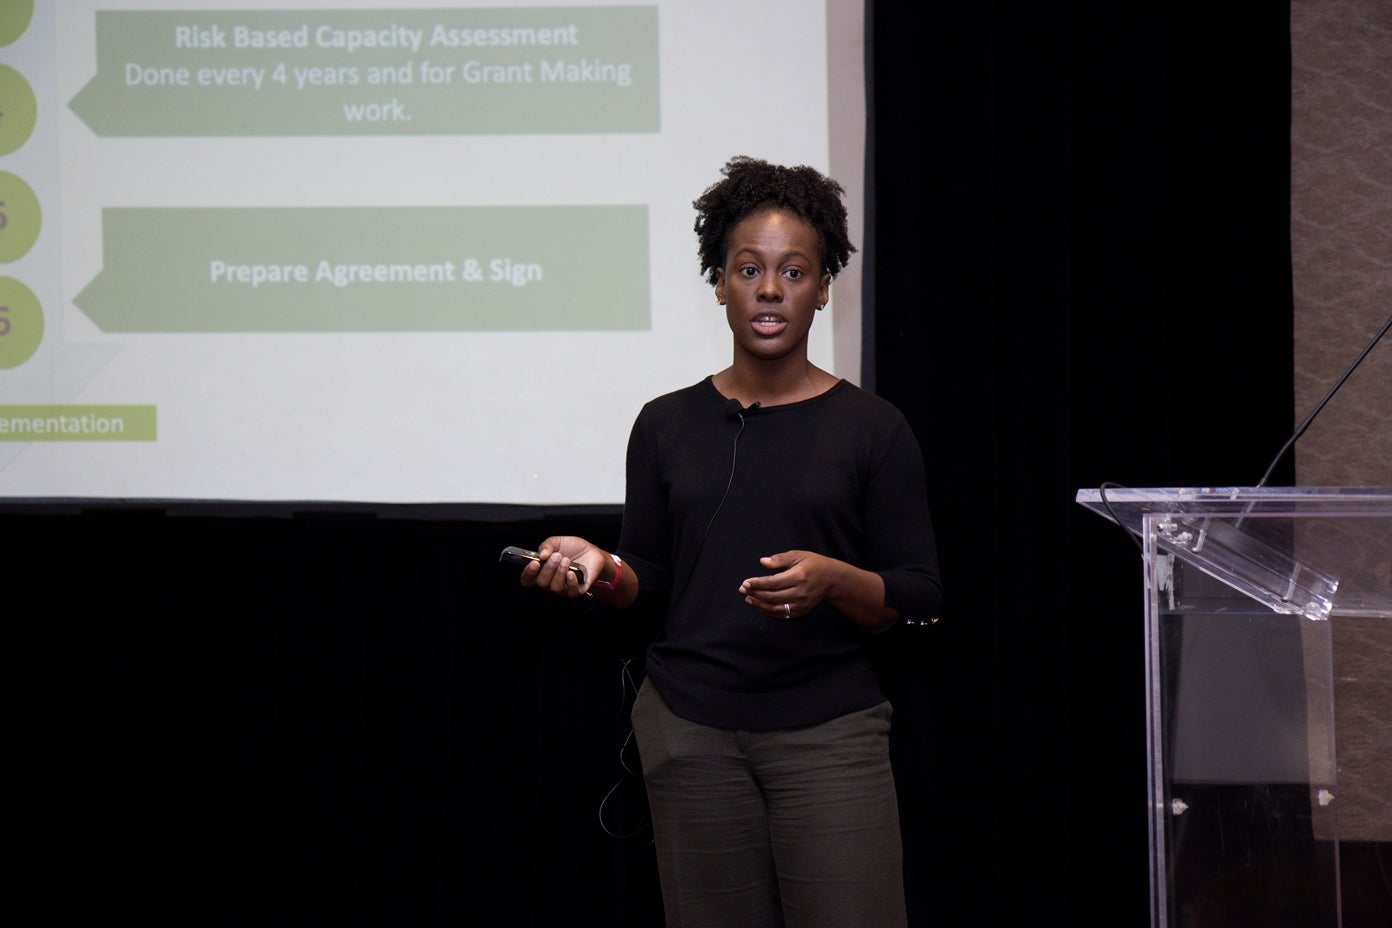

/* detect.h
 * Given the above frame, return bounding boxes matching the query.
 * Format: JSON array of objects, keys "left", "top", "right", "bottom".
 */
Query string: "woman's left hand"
[{"left": 738, "top": 550, "right": 834, "bottom": 619}]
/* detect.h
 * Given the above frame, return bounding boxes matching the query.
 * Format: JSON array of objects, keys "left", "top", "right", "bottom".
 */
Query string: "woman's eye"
[
  {"left": 739, "top": 266, "right": 759, "bottom": 278},
  {"left": 785, "top": 268, "right": 803, "bottom": 280}
]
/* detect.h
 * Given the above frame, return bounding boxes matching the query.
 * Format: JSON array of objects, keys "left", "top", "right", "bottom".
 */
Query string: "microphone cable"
[
  {"left": 597, "top": 399, "right": 757, "bottom": 840},
  {"left": 596, "top": 656, "right": 651, "bottom": 841},
  {"left": 1256, "top": 309, "right": 1391, "bottom": 488},
  {"left": 669, "top": 400, "right": 755, "bottom": 605},
  {"left": 1098, "top": 480, "right": 1144, "bottom": 554}
]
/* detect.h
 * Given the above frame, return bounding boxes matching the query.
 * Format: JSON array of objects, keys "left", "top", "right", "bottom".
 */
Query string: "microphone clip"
[{"left": 724, "top": 399, "right": 762, "bottom": 421}]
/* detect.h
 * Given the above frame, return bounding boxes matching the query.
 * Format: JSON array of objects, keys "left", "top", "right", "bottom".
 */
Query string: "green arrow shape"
[
  {"left": 0, "top": 405, "right": 156, "bottom": 441},
  {"left": 73, "top": 206, "right": 651, "bottom": 333},
  {"left": 68, "top": 8, "right": 658, "bottom": 137}
]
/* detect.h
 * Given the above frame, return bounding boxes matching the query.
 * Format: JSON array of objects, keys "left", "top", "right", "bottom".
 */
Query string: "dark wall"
[{"left": 8, "top": 3, "right": 1299, "bottom": 925}]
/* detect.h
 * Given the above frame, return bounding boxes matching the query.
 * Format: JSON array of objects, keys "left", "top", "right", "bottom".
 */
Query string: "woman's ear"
[{"left": 714, "top": 268, "right": 726, "bottom": 306}]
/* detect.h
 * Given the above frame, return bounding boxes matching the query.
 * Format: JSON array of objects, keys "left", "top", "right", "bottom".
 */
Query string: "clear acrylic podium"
[{"left": 1075, "top": 486, "right": 1392, "bottom": 928}]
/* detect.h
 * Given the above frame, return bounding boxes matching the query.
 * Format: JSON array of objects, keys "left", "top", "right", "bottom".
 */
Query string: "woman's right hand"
[{"left": 521, "top": 535, "right": 601, "bottom": 597}]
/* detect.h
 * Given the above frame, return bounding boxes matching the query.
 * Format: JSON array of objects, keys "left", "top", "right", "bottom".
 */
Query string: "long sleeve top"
[{"left": 617, "top": 376, "right": 942, "bottom": 730}]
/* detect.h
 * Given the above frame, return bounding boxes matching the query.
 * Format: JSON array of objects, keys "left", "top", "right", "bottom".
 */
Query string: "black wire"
[
  {"left": 597, "top": 657, "right": 651, "bottom": 841},
  {"left": 669, "top": 411, "right": 747, "bottom": 605},
  {"left": 1099, "top": 481, "right": 1144, "bottom": 554},
  {"left": 1256, "top": 310, "right": 1392, "bottom": 488},
  {"left": 599, "top": 409, "right": 750, "bottom": 839}
]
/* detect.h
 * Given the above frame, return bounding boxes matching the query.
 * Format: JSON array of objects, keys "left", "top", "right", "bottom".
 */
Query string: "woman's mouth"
[{"left": 751, "top": 312, "right": 787, "bottom": 336}]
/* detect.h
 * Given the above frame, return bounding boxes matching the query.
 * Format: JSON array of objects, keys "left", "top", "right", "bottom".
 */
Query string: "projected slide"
[{"left": 0, "top": 0, "right": 861, "bottom": 504}]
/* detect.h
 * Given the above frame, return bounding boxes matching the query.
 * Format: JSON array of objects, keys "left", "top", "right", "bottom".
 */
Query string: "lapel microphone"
[{"left": 724, "top": 399, "right": 761, "bottom": 420}]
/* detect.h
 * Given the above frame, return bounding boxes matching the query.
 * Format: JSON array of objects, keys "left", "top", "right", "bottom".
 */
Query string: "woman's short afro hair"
[{"left": 693, "top": 155, "right": 856, "bottom": 286}]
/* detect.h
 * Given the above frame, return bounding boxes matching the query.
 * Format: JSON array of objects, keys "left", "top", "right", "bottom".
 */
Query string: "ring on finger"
[{"left": 783, "top": 602, "right": 791, "bottom": 618}]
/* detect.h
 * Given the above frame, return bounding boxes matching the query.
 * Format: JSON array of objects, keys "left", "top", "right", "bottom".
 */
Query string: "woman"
[{"left": 518, "top": 155, "right": 942, "bottom": 927}]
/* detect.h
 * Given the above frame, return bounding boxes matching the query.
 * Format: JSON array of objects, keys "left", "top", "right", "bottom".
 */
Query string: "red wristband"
[{"left": 592, "top": 553, "right": 623, "bottom": 590}]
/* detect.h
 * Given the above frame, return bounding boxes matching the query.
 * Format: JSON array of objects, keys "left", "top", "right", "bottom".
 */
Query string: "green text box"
[
  {"left": 74, "top": 205, "right": 651, "bottom": 333},
  {"left": 0, "top": 405, "right": 156, "bottom": 440},
  {"left": 69, "top": 7, "right": 659, "bottom": 136}
]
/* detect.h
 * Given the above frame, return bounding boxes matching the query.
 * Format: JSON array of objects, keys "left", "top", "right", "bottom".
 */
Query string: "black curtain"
[
  {"left": 870, "top": 1, "right": 1293, "bottom": 924},
  {"left": 10, "top": 3, "right": 1299, "bottom": 925}
]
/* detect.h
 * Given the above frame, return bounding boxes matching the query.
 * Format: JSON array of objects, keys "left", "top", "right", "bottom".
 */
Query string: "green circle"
[
  {"left": 0, "top": 65, "right": 37, "bottom": 155},
  {"left": 0, "top": 170, "right": 41, "bottom": 262},
  {"left": 0, "top": 1, "right": 33, "bottom": 48},
  {"left": 0, "top": 276, "right": 43, "bottom": 368}
]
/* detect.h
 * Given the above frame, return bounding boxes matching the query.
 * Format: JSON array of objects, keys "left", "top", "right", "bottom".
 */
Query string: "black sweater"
[{"left": 618, "top": 376, "right": 942, "bottom": 730}]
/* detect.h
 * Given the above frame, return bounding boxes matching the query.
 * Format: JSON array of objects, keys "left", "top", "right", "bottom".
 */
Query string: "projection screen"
[{"left": 0, "top": 0, "right": 867, "bottom": 505}]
